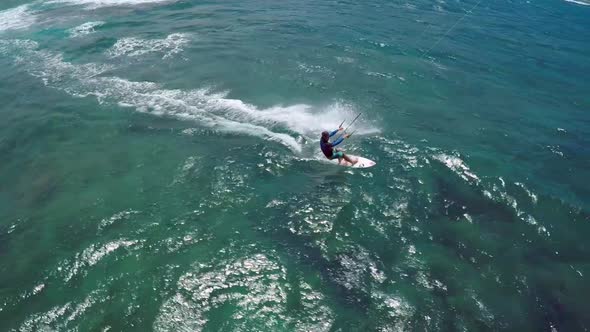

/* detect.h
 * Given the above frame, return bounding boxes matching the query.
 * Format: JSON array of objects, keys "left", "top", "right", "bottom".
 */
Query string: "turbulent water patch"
[
  {"left": 433, "top": 153, "right": 480, "bottom": 184},
  {"left": 68, "top": 21, "right": 105, "bottom": 37},
  {"left": 154, "top": 254, "right": 334, "bottom": 331},
  {"left": 107, "top": 33, "right": 190, "bottom": 59},
  {"left": 18, "top": 290, "right": 106, "bottom": 331},
  {"left": 97, "top": 209, "right": 140, "bottom": 231},
  {"left": 55, "top": 239, "right": 141, "bottom": 282},
  {"left": 0, "top": 5, "right": 36, "bottom": 32}
]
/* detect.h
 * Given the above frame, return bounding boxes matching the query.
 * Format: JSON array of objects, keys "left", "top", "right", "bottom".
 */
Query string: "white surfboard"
[{"left": 329, "top": 155, "right": 376, "bottom": 168}]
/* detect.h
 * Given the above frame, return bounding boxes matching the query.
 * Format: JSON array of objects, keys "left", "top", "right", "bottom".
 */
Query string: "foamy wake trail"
[
  {"left": 0, "top": 40, "right": 381, "bottom": 152},
  {"left": 563, "top": 0, "right": 590, "bottom": 5},
  {"left": 1, "top": 40, "right": 380, "bottom": 152},
  {"left": 0, "top": 5, "right": 36, "bottom": 32},
  {"left": 173, "top": 91, "right": 379, "bottom": 141}
]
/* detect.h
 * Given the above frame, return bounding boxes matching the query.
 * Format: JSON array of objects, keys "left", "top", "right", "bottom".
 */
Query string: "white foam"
[
  {"left": 547, "top": 145, "right": 564, "bottom": 157},
  {"left": 0, "top": 5, "right": 36, "bottom": 32},
  {"left": 563, "top": 0, "right": 590, "bottom": 5},
  {"left": 294, "top": 281, "right": 333, "bottom": 332},
  {"left": 285, "top": 181, "right": 352, "bottom": 240},
  {"left": 46, "top": 0, "right": 173, "bottom": 9},
  {"left": 3, "top": 39, "right": 380, "bottom": 153},
  {"left": 107, "top": 33, "right": 190, "bottom": 59},
  {"left": 472, "top": 294, "right": 494, "bottom": 324},
  {"left": 373, "top": 292, "right": 415, "bottom": 330},
  {"left": 2, "top": 41, "right": 300, "bottom": 151},
  {"left": 172, "top": 156, "right": 200, "bottom": 184},
  {"left": 515, "top": 182, "right": 538, "bottom": 204},
  {"left": 377, "top": 136, "right": 421, "bottom": 172},
  {"left": 484, "top": 179, "right": 548, "bottom": 237},
  {"left": 69, "top": 21, "right": 105, "bottom": 37},
  {"left": 19, "top": 282, "right": 47, "bottom": 300},
  {"left": 335, "top": 56, "right": 355, "bottom": 64},
  {"left": 464, "top": 213, "right": 473, "bottom": 223},
  {"left": 335, "top": 247, "right": 386, "bottom": 290},
  {"left": 297, "top": 62, "right": 334, "bottom": 76},
  {"left": 265, "top": 199, "right": 285, "bottom": 208},
  {"left": 154, "top": 254, "right": 333, "bottom": 331},
  {"left": 163, "top": 230, "right": 205, "bottom": 253},
  {"left": 433, "top": 153, "right": 480, "bottom": 183},
  {"left": 0, "top": 39, "right": 112, "bottom": 82},
  {"left": 98, "top": 209, "right": 139, "bottom": 231},
  {"left": 366, "top": 71, "right": 393, "bottom": 79},
  {"left": 251, "top": 102, "right": 379, "bottom": 137},
  {"left": 19, "top": 291, "right": 103, "bottom": 331},
  {"left": 33, "top": 283, "right": 45, "bottom": 295},
  {"left": 210, "top": 161, "right": 253, "bottom": 205},
  {"left": 59, "top": 239, "right": 139, "bottom": 282}
]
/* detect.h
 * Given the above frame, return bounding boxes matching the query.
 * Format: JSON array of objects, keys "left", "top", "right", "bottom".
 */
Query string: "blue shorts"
[{"left": 330, "top": 151, "right": 344, "bottom": 160}]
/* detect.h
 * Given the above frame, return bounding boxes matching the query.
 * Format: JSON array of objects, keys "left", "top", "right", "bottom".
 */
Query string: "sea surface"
[{"left": 0, "top": 0, "right": 589, "bottom": 330}]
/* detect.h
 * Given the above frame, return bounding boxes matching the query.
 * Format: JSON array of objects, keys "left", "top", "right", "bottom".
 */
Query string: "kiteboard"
[{"left": 329, "top": 155, "right": 376, "bottom": 168}]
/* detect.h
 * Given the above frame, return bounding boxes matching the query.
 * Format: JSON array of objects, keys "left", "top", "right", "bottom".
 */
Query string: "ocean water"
[{"left": 0, "top": 0, "right": 589, "bottom": 330}]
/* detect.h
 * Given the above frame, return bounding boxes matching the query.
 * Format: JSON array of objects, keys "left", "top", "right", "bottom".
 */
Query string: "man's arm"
[
  {"left": 329, "top": 129, "right": 339, "bottom": 137},
  {"left": 332, "top": 137, "right": 344, "bottom": 147}
]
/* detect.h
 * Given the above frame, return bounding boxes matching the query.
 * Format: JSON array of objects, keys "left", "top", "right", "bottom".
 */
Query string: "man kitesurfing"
[
  {"left": 320, "top": 113, "right": 363, "bottom": 165},
  {"left": 320, "top": 127, "right": 357, "bottom": 165}
]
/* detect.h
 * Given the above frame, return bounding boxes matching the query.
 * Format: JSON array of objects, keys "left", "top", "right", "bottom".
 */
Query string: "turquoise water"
[{"left": 1, "top": 0, "right": 589, "bottom": 330}]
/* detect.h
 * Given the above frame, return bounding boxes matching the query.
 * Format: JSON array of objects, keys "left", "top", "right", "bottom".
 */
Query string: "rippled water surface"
[{"left": 0, "top": 0, "right": 589, "bottom": 330}]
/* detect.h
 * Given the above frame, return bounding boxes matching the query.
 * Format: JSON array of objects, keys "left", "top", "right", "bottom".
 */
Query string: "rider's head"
[{"left": 321, "top": 131, "right": 329, "bottom": 142}]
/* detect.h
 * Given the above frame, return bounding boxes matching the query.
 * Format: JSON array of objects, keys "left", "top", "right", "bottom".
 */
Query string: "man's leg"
[
  {"left": 333, "top": 151, "right": 344, "bottom": 164},
  {"left": 343, "top": 153, "right": 357, "bottom": 165}
]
